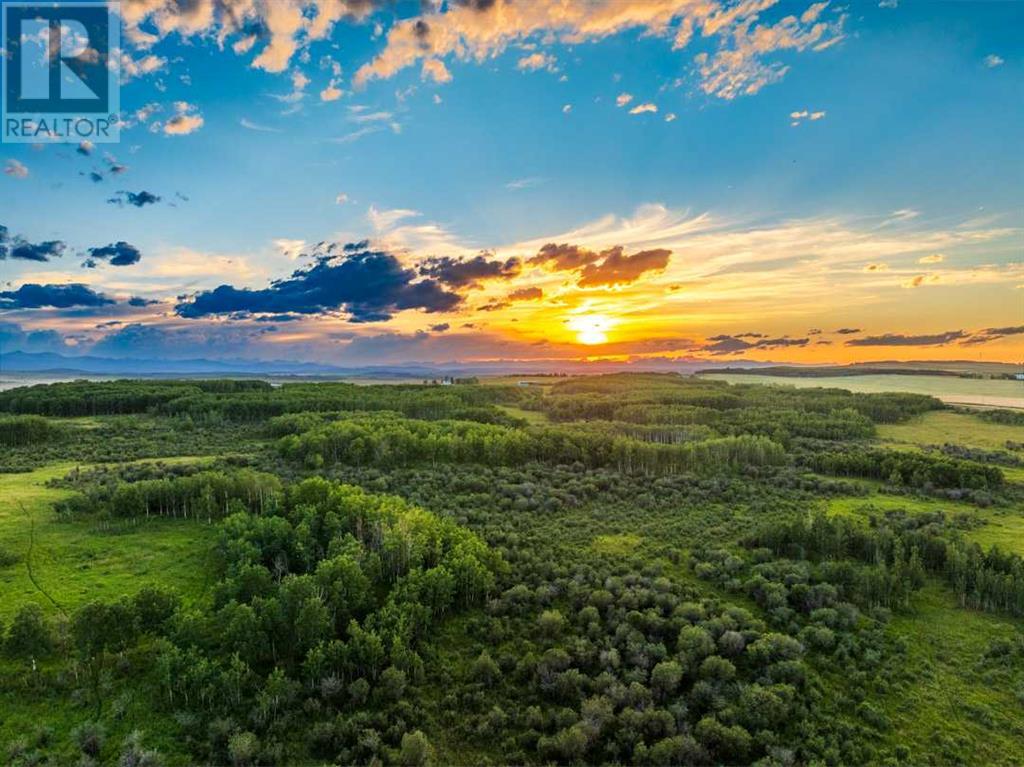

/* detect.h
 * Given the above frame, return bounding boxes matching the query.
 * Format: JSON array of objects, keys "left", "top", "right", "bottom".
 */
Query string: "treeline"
[
  {"left": 278, "top": 414, "right": 787, "bottom": 475},
  {"left": 799, "top": 445, "right": 1003, "bottom": 490},
  {"left": 0, "top": 414, "right": 64, "bottom": 446},
  {"left": 0, "top": 378, "right": 533, "bottom": 424},
  {"left": 746, "top": 512, "right": 1024, "bottom": 617},
  {"left": 541, "top": 373, "right": 940, "bottom": 426},
  {"left": 0, "top": 379, "right": 271, "bottom": 417},
  {"left": 56, "top": 469, "right": 283, "bottom": 520}
]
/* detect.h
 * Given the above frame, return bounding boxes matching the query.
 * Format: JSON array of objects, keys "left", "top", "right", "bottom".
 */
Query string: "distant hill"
[{"left": 698, "top": 361, "right": 1021, "bottom": 379}]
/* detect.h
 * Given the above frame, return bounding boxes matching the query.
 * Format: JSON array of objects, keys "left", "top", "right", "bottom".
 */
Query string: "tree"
[
  {"left": 398, "top": 730, "right": 435, "bottom": 767},
  {"left": 4, "top": 604, "right": 54, "bottom": 659},
  {"left": 228, "top": 732, "right": 259, "bottom": 767},
  {"left": 538, "top": 609, "right": 566, "bottom": 638},
  {"left": 650, "top": 660, "right": 683, "bottom": 699}
]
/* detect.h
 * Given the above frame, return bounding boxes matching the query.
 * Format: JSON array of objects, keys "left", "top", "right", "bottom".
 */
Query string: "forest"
[{"left": 0, "top": 373, "right": 1022, "bottom": 766}]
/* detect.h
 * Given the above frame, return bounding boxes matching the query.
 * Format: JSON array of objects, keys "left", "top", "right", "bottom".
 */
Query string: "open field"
[
  {"left": 0, "top": 462, "right": 214, "bottom": 624},
  {"left": 702, "top": 372, "right": 1024, "bottom": 409},
  {"left": 878, "top": 410, "right": 1024, "bottom": 451}
]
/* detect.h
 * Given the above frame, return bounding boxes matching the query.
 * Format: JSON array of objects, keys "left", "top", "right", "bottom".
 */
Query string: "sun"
[{"left": 568, "top": 314, "right": 613, "bottom": 345}]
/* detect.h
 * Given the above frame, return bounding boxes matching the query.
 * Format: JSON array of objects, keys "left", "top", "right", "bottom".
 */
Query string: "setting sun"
[{"left": 569, "top": 314, "right": 614, "bottom": 345}]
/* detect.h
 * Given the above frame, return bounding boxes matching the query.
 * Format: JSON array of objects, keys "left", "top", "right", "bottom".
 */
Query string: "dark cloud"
[
  {"left": 508, "top": 286, "right": 543, "bottom": 301},
  {"left": 128, "top": 296, "right": 159, "bottom": 307},
  {"left": 703, "top": 334, "right": 809, "bottom": 355},
  {"left": 76, "top": 141, "right": 94, "bottom": 156},
  {"left": 418, "top": 254, "right": 521, "bottom": 288},
  {"left": 429, "top": 323, "right": 450, "bottom": 332},
  {"left": 91, "top": 322, "right": 275, "bottom": 359},
  {"left": 845, "top": 330, "right": 967, "bottom": 347},
  {"left": 577, "top": 247, "right": 671, "bottom": 287},
  {"left": 962, "top": 325, "right": 1024, "bottom": 346},
  {"left": 85, "top": 241, "right": 142, "bottom": 267},
  {"left": 0, "top": 283, "right": 115, "bottom": 309},
  {"left": 108, "top": 190, "right": 161, "bottom": 208},
  {"left": 176, "top": 242, "right": 461, "bottom": 322},
  {"left": 0, "top": 231, "right": 66, "bottom": 262},
  {"left": 735, "top": 331, "right": 765, "bottom": 339},
  {"left": 808, "top": 328, "right": 822, "bottom": 336},
  {"left": 528, "top": 242, "right": 603, "bottom": 271},
  {"left": 834, "top": 327, "right": 861, "bottom": 335},
  {"left": 88, "top": 171, "right": 104, "bottom": 183},
  {"left": 0, "top": 320, "right": 70, "bottom": 353},
  {"left": 252, "top": 313, "right": 302, "bottom": 322},
  {"left": 477, "top": 300, "right": 508, "bottom": 312}
]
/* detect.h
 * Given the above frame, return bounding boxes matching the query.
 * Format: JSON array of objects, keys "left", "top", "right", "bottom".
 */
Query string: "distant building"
[{"left": 1016, "top": 373, "right": 1024, "bottom": 381}]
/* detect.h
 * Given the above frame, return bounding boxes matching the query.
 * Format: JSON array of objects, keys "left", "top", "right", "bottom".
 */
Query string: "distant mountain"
[{"left": 0, "top": 350, "right": 781, "bottom": 379}]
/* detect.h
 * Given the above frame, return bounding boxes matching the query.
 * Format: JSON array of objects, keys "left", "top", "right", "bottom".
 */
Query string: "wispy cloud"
[{"left": 240, "top": 117, "right": 282, "bottom": 133}]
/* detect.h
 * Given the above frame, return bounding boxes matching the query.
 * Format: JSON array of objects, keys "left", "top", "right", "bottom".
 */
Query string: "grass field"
[
  {"left": 878, "top": 410, "right": 1024, "bottom": 451},
  {"left": 881, "top": 583, "right": 1024, "bottom": 766},
  {"left": 0, "top": 461, "right": 215, "bottom": 624},
  {"left": 702, "top": 373, "right": 1024, "bottom": 409}
]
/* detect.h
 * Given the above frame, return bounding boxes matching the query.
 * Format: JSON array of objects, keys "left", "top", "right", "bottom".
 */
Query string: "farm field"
[
  {"left": 0, "top": 375, "right": 1021, "bottom": 766},
  {"left": 702, "top": 372, "right": 1024, "bottom": 409}
]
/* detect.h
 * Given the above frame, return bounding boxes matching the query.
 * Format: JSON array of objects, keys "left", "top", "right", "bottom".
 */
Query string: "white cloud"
[
  {"left": 161, "top": 102, "right": 204, "bottom": 136},
  {"left": 240, "top": 117, "right": 282, "bottom": 133},
  {"left": 665, "top": 112, "right": 677, "bottom": 122},
  {"left": 517, "top": 52, "right": 556, "bottom": 72},
  {"left": 616, "top": 92, "right": 633, "bottom": 107},
  {"left": 335, "top": 193, "right": 350, "bottom": 205},
  {"left": 629, "top": 102, "right": 658, "bottom": 115},
  {"left": 918, "top": 253, "right": 944, "bottom": 264},
  {"left": 562, "top": 103, "right": 573, "bottom": 114},
  {"left": 421, "top": 59, "right": 452, "bottom": 84},
  {"left": 506, "top": 177, "right": 544, "bottom": 190},
  {"left": 320, "top": 80, "right": 344, "bottom": 101},
  {"left": 878, "top": 0, "right": 897, "bottom": 8},
  {"left": 273, "top": 238, "right": 307, "bottom": 260},
  {"left": 3, "top": 159, "right": 29, "bottom": 178},
  {"left": 353, "top": 0, "right": 844, "bottom": 101},
  {"left": 984, "top": 54, "right": 1004, "bottom": 68}
]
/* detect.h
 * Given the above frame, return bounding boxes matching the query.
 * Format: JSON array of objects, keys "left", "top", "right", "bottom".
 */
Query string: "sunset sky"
[{"left": 2, "top": 0, "right": 1022, "bottom": 367}]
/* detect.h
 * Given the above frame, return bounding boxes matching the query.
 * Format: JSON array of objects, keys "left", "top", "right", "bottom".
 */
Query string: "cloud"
[
  {"left": 834, "top": 327, "right": 861, "bottom": 335},
  {"left": 878, "top": 0, "right": 897, "bottom": 8},
  {"left": 918, "top": 253, "right": 944, "bottom": 264},
  {"left": 0, "top": 229, "right": 65, "bottom": 262},
  {"left": 240, "top": 117, "right": 283, "bottom": 133},
  {"left": 902, "top": 274, "right": 940, "bottom": 288},
  {"left": 528, "top": 242, "right": 604, "bottom": 271},
  {"left": 616, "top": 92, "right": 633, "bottom": 107},
  {"left": 577, "top": 246, "right": 672, "bottom": 287},
  {"left": 128, "top": 296, "right": 160, "bottom": 307},
  {"left": 984, "top": 54, "right": 1004, "bottom": 68},
  {"left": 176, "top": 242, "right": 461, "bottom": 322},
  {"left": 562, "top": 104, "right": 573, "bottom": 114},
  {"left": 108, "top": 190, "right": 162, "bottom": 208},
  {"left": 665, "top": 112, "right": 677, "bottom": 122},
  {"left": 701, "top": 334, "right": 810, "bottom": 355},
  {"left": 353, "top": 0, "right": 842, "bottom": 100},
  {"left": 517, "top": 52, "right": 556, "bottom": 72},
  {"left": 118, "top": 51, "right": 167, "bottom": 82},
  {"left": 84, "top": 241, "right": 142, "bottom": 268},
  {"left": 506, "top": 177, "right": 543, "bottom": 190},
  {"left": 429, "top": 323, "right": 450, "bottom": 333},
  {"left": 790, "top": 108, "right": 826, "bottom": 126},
  {"left": 421, "top": 59, "right": 452, "bottom": 84},
  {"left": 162, "top": 102, "right": 204, "bottom": 136},
  {"left": 419, "top": 254, "right": 522, "bottom": 288},
  {"left": 4, "top": 160, "right": 29, "bottom": 178},
  {"left": 335, "top": 193, "right": 350, "bottom": 205},
  {"left": 507, "top": 286, "right": 543, "bottom": 301},
  {"left": 0, "top": 320, "right": 70, "bottom": 354},
  {"left": 845, "top": 330, "right": 967, "bottom": 347},
  {"left": 90, "top": 321, "right": 277, "bottom": 360},
  {"left": 76, "top": 141, "right": 95, "bottom": 156},
  {"left": 321, "top": 80, "right": 344, "bottom": 101},
  {"left": 629, "top": 102, "right": 658, "bottom": 115},
  {"left": 963, "top": 325, "right": 1024, "bottom": 346},
  {"left": 0, "top": 283, "right": 115, "bottom": 309}
]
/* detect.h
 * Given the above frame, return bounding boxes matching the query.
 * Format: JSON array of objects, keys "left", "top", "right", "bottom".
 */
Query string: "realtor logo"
[{"left": 2, "top": 1, "right": 120, "bottom": 143}]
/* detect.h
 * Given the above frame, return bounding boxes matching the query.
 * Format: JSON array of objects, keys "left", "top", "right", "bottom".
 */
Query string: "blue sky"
[{"left": 1, "top": 0, "right": 1022, "bottom": 366}]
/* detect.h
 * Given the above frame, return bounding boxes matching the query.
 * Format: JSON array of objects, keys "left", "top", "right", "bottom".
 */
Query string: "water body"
[{"left": 701, "top": 373, "right": 1024, "bottom": 409}]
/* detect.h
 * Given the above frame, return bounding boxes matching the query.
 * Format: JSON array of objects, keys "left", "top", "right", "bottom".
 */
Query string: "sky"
[{"left": 1, "top": 0, "right": 1022, "bottom": 368}]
